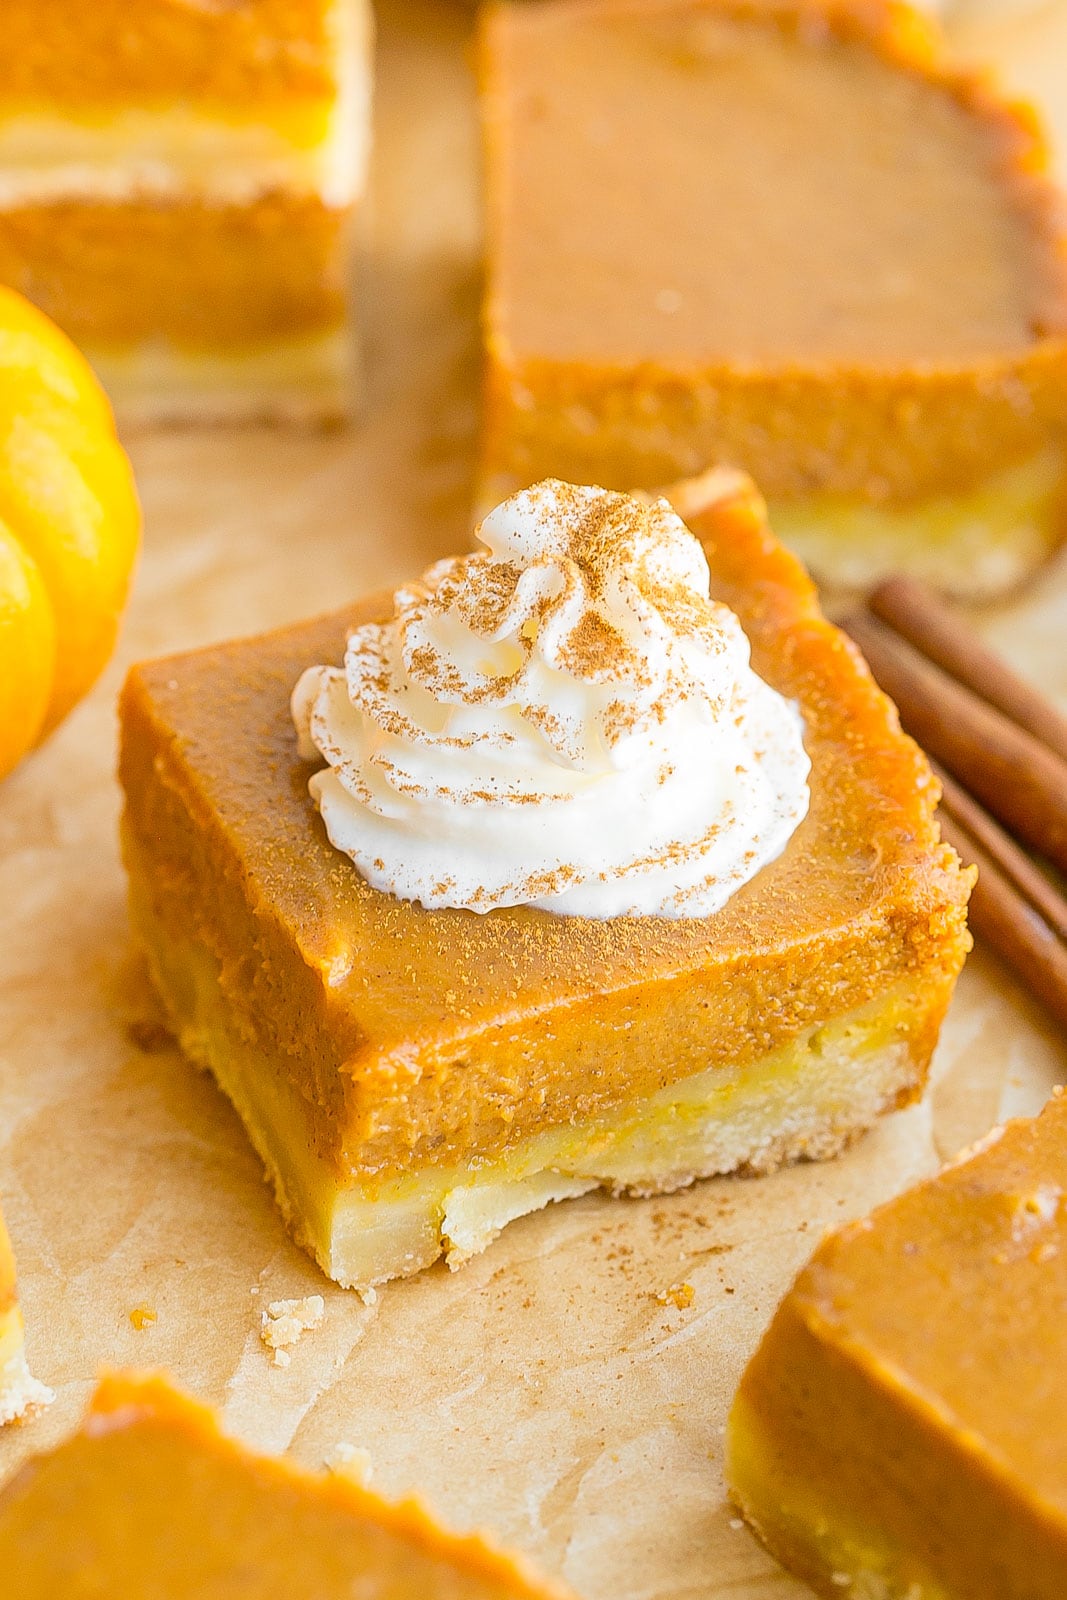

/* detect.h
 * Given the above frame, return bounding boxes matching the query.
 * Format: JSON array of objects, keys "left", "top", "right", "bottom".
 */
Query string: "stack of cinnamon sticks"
[{"left": 845, "top": 578, "right": 1067, "bottom": 1032}]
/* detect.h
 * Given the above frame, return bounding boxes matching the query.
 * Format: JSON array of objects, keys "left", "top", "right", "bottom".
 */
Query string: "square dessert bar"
[
  {"left": 0, "top": 1373, "right": 573, "bottom": 1598},
  {"left": 119, "top": 477, "right": 972, "bottom": 1289},
  {"left": 480, "top": 0, "right": 1067, "bottom": 595},
  {"left": 728, "top": 1088, "right": 1067, "bottom": 1598},
  {"left": 0, "top": 0, "right": 371, "bottom": 422}
]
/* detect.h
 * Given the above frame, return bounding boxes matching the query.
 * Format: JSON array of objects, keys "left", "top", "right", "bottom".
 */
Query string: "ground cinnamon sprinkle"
[
  {"left": 292, "top": 477, "right": 809, "bottom": 914},
  {"left": 340, "top": 481, "right": 728, "bottom": 765}
]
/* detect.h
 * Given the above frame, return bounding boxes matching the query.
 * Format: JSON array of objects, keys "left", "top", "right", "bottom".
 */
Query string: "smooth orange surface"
[
  {"left": 0, "top": 286, "right": 140, "bottom": 780},
  {"left": 118, "top": 475, "right": 971, "bottom": 1188},
  {"left": 0, "top": 195, "right": 350, "bottom": 351},
  {"left": 481, "top": 0, "right": 1067, "bottom": 506},
  {"left": 0, "top": 1372, "right": 573, "bottom": 1598},
  {"left": 728, "top": 1089, "right": 1067, "bottom": 1597},
  {"left": 0, "top": 1, "right": 342, "bottom": 113}
]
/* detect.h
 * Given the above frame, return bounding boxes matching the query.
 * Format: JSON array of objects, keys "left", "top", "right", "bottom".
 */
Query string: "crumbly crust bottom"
[
  {"left": 766, "top": 447, "right": 1067, "bottom": 601},
  {"left": 89, "top": 327, "right": 358, "bottom": 426}
]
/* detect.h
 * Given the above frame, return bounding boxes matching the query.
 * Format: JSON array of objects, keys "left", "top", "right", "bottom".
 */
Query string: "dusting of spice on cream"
[{"left": 291, "top": 480, "right": 809, "bottom": 917}]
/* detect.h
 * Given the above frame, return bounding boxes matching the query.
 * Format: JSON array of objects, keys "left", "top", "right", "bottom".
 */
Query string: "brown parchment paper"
[{"left": 2, "top": 2, "right": 1067, "bottom": 1595}]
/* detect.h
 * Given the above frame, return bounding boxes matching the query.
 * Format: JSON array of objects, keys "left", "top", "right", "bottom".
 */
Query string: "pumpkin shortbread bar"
[
  {"left": 0, "top": 1202, "right": 51, "bottom": 1426},
  {"left": 0, "top": 1371, "right": 573, "bottom": 1598},
  {"left": 480, "top": 0, "right": 1067, "bottom": 596},
  {"left": 118, "top": 474, "right": 971, "bottom": 1290},
  {"left": 727, "top": 1088, "right": 1067, "bottom": 1599},
  {"left": 0, "top": 0, "right": 371, "bottom": 423}
]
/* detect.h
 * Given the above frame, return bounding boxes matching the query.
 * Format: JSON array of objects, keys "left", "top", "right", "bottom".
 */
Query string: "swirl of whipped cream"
[{"left": 291, "top": 480, "right": 810, "bottom": 918}]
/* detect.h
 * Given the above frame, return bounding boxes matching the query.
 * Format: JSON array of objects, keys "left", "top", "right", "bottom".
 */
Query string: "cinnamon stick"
[
  {"left": 844, "top": 609, "right": 1067, "bottom": 877},
  {"left": 938, "top": 809, "right": 1067, "bottom": 1034},
  {"left": 935, "top": 764, "right": 1067, "bottom": 942},
  {"left": 870, "top": 575, "right": 1067, "bottom": 766}
]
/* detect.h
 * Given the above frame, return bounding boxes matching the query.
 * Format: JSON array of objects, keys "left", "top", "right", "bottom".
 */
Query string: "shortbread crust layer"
[
  {"left": 89, "top": 331, "right": 356, "bottom": 427},
  {"left": 0, "top": 95, "right": 371, "bottom": 211},
  {"left": 767, "top": 447, "right": 1067, "bottom": 599}
]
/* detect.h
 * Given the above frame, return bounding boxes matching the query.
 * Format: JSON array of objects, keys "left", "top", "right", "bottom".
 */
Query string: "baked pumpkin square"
[
  {"left": 728, "top": 1087, "right": 1067, "bottom": 1598},
  {"left": 0, "top": 1371, "right": 571, "bottom": 1598},
  {"left": 0, "top": 0, "right": 371, "bottom": 423},
  {"left": 479, "top": 0, "right": 1067, "bottom": 596},
  {"left": 119, "top": 474, "right": 971, "bottom": 1290}
]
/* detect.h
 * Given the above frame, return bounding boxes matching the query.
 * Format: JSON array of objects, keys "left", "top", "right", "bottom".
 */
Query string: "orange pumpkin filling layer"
[
  {"left": 0, "top": 0, "right": 343, "bottom": 114},
  {"left": 0, "top": 194, "right": 348, "bottom": 349}
]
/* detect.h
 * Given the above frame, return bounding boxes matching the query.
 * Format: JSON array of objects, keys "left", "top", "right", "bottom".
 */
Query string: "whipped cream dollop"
[{"left": 292, "top": 481, "right": 810, "bottom": 918}]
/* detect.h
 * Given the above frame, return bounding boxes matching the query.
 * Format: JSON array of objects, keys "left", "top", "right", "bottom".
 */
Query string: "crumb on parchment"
[
  {"left": 655, "top": 1281, "right": 695, "bottom": 1310},
  {"left": 325, "top": 1441, "right": 374, "bottom": 1485},
  {"left": 260, "top": 1295, "right": 325, "bottom": 1367}
]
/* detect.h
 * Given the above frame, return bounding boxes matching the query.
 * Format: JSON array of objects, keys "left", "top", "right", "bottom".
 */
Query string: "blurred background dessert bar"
[
  {"left": 728, "top": 1089, "right": 1067, "bottom": 1598},
  {"left": 0, "top": 0, "right": 372, "bottom": 424},
  {"left": 480, "top": 0, "right": 1067, "bottom": 598},
  {"left": 0, "top": 1372, "right": 574, "bottom": 1598}
]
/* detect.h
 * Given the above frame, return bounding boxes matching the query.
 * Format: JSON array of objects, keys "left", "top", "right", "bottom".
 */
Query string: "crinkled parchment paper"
[{"left": 1, "top": 3, "right": 1066, "bottom": 1595}]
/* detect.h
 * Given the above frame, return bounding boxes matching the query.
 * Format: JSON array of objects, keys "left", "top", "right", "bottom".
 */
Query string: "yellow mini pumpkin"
[{"left": 0, "top": 286, "right": 140, "bottom": 780}]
